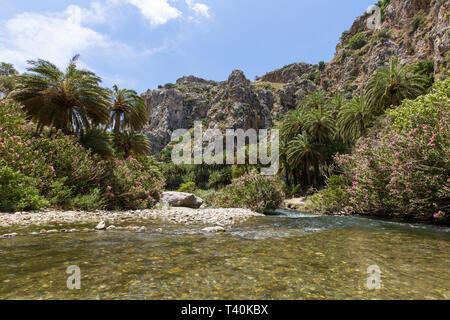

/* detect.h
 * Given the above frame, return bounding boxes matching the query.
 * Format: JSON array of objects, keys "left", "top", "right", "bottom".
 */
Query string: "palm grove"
[{"left": 0, "top": 55, "right": 448, "bottom": 221}]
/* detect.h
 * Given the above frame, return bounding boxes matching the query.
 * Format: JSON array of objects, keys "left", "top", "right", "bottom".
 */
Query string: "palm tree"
[
  {"left": 280, "top": 108, "right": 304, "bottom": 142},
  {"left": 116, "top": 131, "right": 151, "bottom": 158},
  {"left": 287, "top": 132, "right": 321, "bottom": 186},
  {"left": 0, "top": 62, "right": 18, "bottom": 95},
  {"left": 366, "top": 58, "right": 427, "bottom": 113},
  {"left": 300, "top": 90, "right": 328, "bottom": 111},
  {"left": 303, "top": 107, "right": 336, "bottom": 143},
  {"left": 328, "top": 93, "right": 346, "bottom": 117},
  {"left": 279, "top": 139, "right": 291, "bottom": 186},
  {"left": 337, "top": 94, "right": 374, "bottom": 143},
  {"left": 79, "top": 129, "right": 115, "bottom": 158},
  {"left": 11, "top": 55, "right": 110, "bottom": 134},
  {"left": 110, "top": 84, "right": 148, "bottom": 146}
]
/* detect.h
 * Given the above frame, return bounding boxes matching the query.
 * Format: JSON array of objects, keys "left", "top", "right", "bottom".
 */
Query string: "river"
[{"left": 0, "top": 210, "right": 449, "bottom": 299}]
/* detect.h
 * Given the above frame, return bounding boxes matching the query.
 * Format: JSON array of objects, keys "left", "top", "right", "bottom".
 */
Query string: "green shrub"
[
  {"left": 348, "top": 32, "right": 368, "bottom": 50},
  {"left": 208, "top": 171, "right": 285, "bottom": 213},
  {"left": 106, "top": 157, "right": 165, "bottom": 210},
  {"left": 413, "top": 60, "right": 435, "bottom": 89},
  {"left": 48, "top": 178, "right": 73, "bottom": 208},
  {"left": 0, "top": 98, "right": 24, "bottom": 131},
  {"left": 164, "top": 83, "right": 177, "bottom": 89},
  {"left": 0, "top": 166, "right": 49, "bottom": 212},
  {"left": 0, "top": 95, "right": 165, "bottom": 212},
  {"left": 305, "top": 175, "right": 351, "bottom": 213},
  {"left": 334, "top": 78, "right": 450, "bottom": 221},
  {"left": 178, "top": 182, "right": 196, "bottom": 193},
  {"left": 69, "top": 188, "right": 105, "bottom": 211}
]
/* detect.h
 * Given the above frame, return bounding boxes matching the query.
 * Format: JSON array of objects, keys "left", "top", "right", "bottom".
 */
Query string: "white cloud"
[
  {"left": 65, "top": 2, "right": 109, "bottom": 25},
  {"left": 0, "top": 8, "right": 111, "bottom": 70},
  {"left": 123, "top": 0, "right": 182, "bottom": 26},
  {"left": 186, "top": 0, "right": 210, "bottom": 18},
  {"left": 0, "top": 0, "right": 211, "bottom": 71}
]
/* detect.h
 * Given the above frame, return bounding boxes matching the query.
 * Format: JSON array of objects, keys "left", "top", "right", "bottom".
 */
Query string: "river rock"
[
  {"left": 96, "top": 221, "right": 106, "bottom": 230},
  {"left": 2, "top": 233, "right": 18, "bottom": 238},
  {"left": 161, "top": 192, "right": 203, "bottom": 209},
  {"left": 202, "top": 226, "right": 226, "bottom": 233}
]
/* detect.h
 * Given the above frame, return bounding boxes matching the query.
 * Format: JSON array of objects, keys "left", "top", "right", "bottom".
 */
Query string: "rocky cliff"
[
  {"left": 322, "top": 0, "right": 449, "bottom": 93},
  {"left": 142, "top": 69, "right": 318, "bottom": 153},
  {"left": 142, "top": 0, "right": 449, "bottom": 154}
]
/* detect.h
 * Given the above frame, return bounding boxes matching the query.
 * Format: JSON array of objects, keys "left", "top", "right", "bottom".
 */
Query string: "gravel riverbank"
[{"left": 0, "top": 207, "right": 263, "bottom": 238}]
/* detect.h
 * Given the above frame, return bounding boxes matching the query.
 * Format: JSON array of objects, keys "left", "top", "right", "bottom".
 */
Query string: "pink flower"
[{"left": 434, "top": 211, "right": 443, "bottom": 219}]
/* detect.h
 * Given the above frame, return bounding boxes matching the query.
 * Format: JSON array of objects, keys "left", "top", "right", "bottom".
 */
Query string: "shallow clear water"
[{"left": 0, "top": 210, "right": 449, "bottom": 300}]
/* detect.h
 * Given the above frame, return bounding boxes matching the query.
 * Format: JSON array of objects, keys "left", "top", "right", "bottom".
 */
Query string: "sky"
[{"left": 0, "top": 0, "right": 377, "bottom": 93}]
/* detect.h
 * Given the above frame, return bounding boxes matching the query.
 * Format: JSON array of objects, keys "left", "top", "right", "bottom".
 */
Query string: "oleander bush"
[
  {"left": 0, "top": 96, "right": 165, "bottom": 212},
  {"left": 312, "top": 79, "right": 450, "bottom": 222},
  {"left": 105, "top": 157, "right": 165, "bottom": 210}
]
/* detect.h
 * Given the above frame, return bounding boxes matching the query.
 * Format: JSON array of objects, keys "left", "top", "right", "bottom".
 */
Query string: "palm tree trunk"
[
  {"left": 313, "top": 161, "right": 320, "bottom": 187},
  {"left": 114, "top": 112, "right": 121, "bottom": 146}
]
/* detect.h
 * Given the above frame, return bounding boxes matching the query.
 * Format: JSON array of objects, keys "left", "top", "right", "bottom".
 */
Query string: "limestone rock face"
[
  {"left": 322, "top": 0, "right": 449, "bottom": 93},
  {"left": 141, "top": 0, "right": 448, "bottom": 154},
  {"left": 141, "top": 70, "right": 313, "bottom": 154},
  {"left": 259, "top": 63, "right": 315, "bottom": 83},
  {"left": 161, "top": 192, "right": 204, "bottom": 209}
]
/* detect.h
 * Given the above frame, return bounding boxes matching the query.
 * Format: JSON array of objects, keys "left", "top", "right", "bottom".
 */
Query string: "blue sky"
[{"left": 0, "top": 0, "right": 377, "bottom": 92}]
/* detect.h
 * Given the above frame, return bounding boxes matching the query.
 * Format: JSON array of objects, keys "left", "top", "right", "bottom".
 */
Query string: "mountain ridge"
[{"left": 142, "top": 0, "right": 449, "bottom": 154}]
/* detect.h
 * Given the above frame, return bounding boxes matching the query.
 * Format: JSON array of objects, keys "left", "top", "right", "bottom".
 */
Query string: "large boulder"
[{"left": 161, "top": 192, "right": 203, "bottom": 209}]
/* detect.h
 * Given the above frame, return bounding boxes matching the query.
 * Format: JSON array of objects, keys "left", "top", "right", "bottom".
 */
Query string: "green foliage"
[
  {"left": 69, "top": 188, "right": 105, "bottom": 211},
  {"left": 0, "top": 98, "right": 25, "bottom": 130},
  {"left": 109, "top": 84, "right": 149, "bottom": 154},
  {"left": 164, "top": 83, "right": 177, "bottom": 89},
  {"left": 366, "top": 58, "right": 428, "bottom": 113},
  {"left": 208, "top": 171, "right": 285, "bottom": 213},
  {"left": 79, "top": 129, "right": 115, "bottom": 158},
  {"left": 0, "top": 97, "right": 164, "bottom": 212},
  {"left": 11, "top": 55, "right": 110, "bottom": 134},
  {"left": 338, "top": 94, "right": 374, "bottom": 142},
  {"left": 208, "top": 169, "right": 232, "bottom": 189},
  {"left": 306, "top": 175, "right": 351, "bottom": 213},
  {"left": 0, "top": 62, "right": 18, "bottom": 95},
  {"left": 0, "top": 166, "right": 49, "bottom": 212},
  {"left": 413, "top": 60, "right": 435, "bottom": 90},
  {"left": 387, "top": 78, "right": 450, "bottom": 132},
  {"left": 348, "top": 32, "right": 368, "bottom": 50},
  {"left": 318, "top": 61, "right": 326, "bottom": 72},
  {"left": 106, "top": 158, "right": 165, "bottom": 210},
  {"left": 48, "top": 178, "right": 73, "bottom": 208},
  {"left": 376, "top": 29, "right": 391, "bottom": 40},
  {"left": 115, "top": 131, "right": 151, "bottom": 158},
  {"left": 333, "top": 79, "right": 450, "bottom": 221},
  {"left": 340, "top": 30, "right": 350, "bottom": 43},
  {"left": 177, "top": 182, "right": 196, "bottom": 193}
]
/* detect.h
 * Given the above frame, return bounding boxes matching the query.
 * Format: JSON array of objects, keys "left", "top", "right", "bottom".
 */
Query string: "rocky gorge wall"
[{"left": 142, "top": 0, "right": 449, "bottom": 154}]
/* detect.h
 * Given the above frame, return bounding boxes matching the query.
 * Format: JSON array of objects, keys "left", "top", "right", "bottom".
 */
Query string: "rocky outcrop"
[
  {"left": 259, "top": 63, "right": 315, "bottom": 83},
  {"left": 322, "top": 0, "right": 449, "bottom": 93},
  {"left": 161, "top": 192, "right": 204, "bottom": 209},
  {"left": 142, "top": 69, "right": 316, "bottom": 153},
  {"left": 142, "top": 0, "right": 449, "bottom": 153}
]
